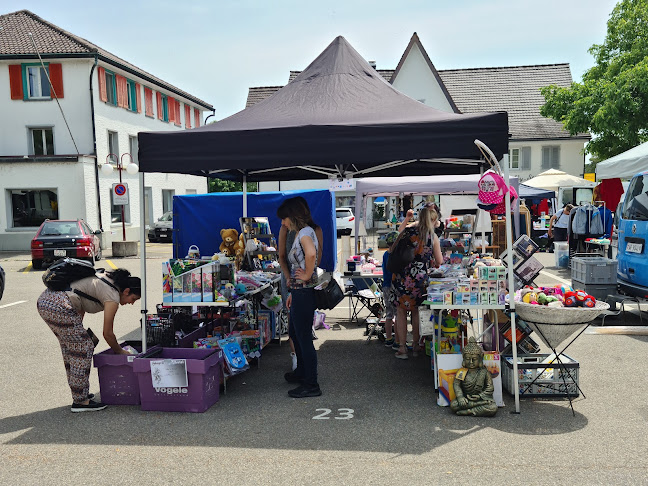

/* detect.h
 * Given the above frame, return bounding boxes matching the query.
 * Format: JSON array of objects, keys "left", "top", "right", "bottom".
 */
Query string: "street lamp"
[{"left": 101, "top": 153, "right": 139, "bottom": 241}]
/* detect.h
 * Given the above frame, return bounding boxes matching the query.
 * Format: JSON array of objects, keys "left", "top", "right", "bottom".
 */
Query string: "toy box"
[{"left": 162, "top": 261, "right": 172, "bottom": 303}]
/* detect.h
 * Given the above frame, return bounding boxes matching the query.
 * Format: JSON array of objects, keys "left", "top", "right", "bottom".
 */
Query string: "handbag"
[
  {"left": 314, "top": 278, "right": 345, "bottom": 310},
  {"left": 386, "top": 233, "right": 416, "bottom": 273}
]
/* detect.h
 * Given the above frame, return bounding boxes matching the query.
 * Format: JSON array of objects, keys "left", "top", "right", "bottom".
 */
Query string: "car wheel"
[
  {"left": 32, "top": 259, "right": 43, "bottom": 270},
  {"left": 148, "top": 236, "right": 158, "bottom": 243},
  {"left": 345, "top": 229, "right": 352, "bottom": 236},
  {"left": 95, "top": 246, "right": 102, "bottom": 261},
  {"left": 86, "top": 257, "right": 96, "bottom": 267}
]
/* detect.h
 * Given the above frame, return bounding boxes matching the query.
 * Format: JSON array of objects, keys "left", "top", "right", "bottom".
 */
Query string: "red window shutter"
[
  {"left": 116, "top": 75, "right": 127, "bottom": 108},
  {"left": 168, "top": 97, "right": 175, "bottom": 123},
  {"left": 194, "top": 108, "right": 200, "bottom": 127},
  {"left": 98, "top": 67, "right": 107, "bottom": 102},
  {"left": 9, "top": 65, "right": 24, "bottom": 100},
  {"left": 175, "top": 101, "right": 181, "bottom": 126},
  {"left": 184, "top": 104, "right": 191, "bottom": 128},
  {"left": 145, "top": 88, "right": 153, "bottom": 117},
  {"left": 135, "top": 83, "right": 142, "bottom": 113},
  {"left": 49, "top": 63, "right": 64, "bottom": 98},
  {"left": 156, "top": 92, "right": 163, "bottom": 120}
]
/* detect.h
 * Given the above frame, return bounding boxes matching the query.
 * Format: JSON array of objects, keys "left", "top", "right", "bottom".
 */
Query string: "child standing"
[{"left": 381, "top": 231, "right": 399, "bottom": 347}]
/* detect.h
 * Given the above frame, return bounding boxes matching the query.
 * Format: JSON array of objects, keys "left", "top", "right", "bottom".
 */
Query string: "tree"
[
  {"left": 208, "top": 178, "right": 258, "bottom": 193},
  {"left": 540, "top": 0, "right": 648, "bottom": 161}
]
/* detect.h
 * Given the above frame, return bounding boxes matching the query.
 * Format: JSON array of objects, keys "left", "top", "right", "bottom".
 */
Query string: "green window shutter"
[{"left": 521, "top": 147, "right": 531, "bottom": 170}]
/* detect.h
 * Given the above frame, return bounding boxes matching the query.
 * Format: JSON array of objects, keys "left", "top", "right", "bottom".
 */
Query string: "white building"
[
  {"left": 0, "top": 10, "right": 214, "bottom": 251},
  {"left": 246, "top": 33, "right": 590, "bottom": 225}
]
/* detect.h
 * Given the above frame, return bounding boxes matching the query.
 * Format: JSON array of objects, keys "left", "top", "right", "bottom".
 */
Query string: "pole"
[
  {"left": 139, "top": 171, "right": 148, "bottom": 352},
  {"left": 503, "top": 153, "right": 521, "bottom": 414},
  {"left": 242, "top": 173, "right": 248, "bottom": 217}
]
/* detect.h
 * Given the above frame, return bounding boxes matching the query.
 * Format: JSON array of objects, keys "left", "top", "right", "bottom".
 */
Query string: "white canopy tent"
[
  {"left": 524, "top": 169, "right": 596, "bottom": 193},
  {"left": 353, "top": 173, "right": 520, "bottom": 250},
  {"left": 596, "top": 141, "right": 648, "bottom": 180}
]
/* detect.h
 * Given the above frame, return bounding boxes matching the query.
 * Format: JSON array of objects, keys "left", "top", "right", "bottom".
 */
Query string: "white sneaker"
[{"left": 290, "top": 352, "right": 297, "bottom": 371}]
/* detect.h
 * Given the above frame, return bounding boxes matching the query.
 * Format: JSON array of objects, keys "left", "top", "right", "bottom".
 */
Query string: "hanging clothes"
[{"left": 593, "top": 178, "right": 624, "bottom": 211}]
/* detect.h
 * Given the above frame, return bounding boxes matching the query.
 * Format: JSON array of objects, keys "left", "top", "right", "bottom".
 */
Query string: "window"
[
  {"left": 509, "top": 148, "right": 520, "bottom": 170},
  {"left": 157, "top": 93, "right": 169, "bottom": 122},
  {"left": 107, "top": 131, "right": 118, "bottom": 163},
  {"left": 25, "top": 64, "right": 51, "bottom": 99},
  {"left": 30, "top": 128, "right": 54, "bottom": 155},
  {"left": 129, "top": 135, "right": 138, "bottom": 164},
  {"left": 162, "top": 189, "right": 175, "bottom": 213},
  {"left": 541, "top": 146, "right": 560, "bottom": 170},
  {"left": 127, "top": 79, "right": 138, "bottom": 112},
  {"left": 110, "top": 188, "right": 130, "bottom": 224},
  {"left": 9, "top": 189, "right": 58, "bottom": 227},
  {"left": 10, "top": 63, "right": 64, "bottom": 100},
  {"left": 105, "top": 70, "right": 117, "bottom": 105}
]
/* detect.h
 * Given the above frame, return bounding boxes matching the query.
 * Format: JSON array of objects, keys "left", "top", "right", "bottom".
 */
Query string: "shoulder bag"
[{"left": 386, "top": 231, "right": 416, "bottom": 274}]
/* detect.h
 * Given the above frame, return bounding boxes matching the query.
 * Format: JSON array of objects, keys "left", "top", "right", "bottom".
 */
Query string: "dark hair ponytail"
[{"left": 107, "top": 268, "right": 142, "bottom": 296}]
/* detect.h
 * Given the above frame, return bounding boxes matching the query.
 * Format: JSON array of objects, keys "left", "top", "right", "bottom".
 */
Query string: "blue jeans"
[{"left": 289, "top": 287, "right": 318, "bottom": 387}]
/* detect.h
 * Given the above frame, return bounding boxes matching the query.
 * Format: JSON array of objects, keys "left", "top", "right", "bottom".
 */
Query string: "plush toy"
[
  {"left": 237, "top": 233, "right": 246, "bottom": 256},
  {"left": 220, "top": 228, "right": 239, "bottom": 257},
  {"left": 564, "top": 290, "right": 596, "bottom": 307}
]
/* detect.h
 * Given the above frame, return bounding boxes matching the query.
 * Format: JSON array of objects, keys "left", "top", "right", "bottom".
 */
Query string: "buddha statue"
[{"left": 450, "top": 337, "right": 498, "bottom": 417}]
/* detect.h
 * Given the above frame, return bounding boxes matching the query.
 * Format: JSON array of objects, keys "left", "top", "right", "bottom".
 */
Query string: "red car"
[{"left": 31, "top": 219, "right": 102, "bottom": 270}]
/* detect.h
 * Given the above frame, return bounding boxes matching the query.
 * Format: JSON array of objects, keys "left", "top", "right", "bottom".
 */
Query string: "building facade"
[{"left": 0, "top": 10, "right": 214, "bottom": 250}]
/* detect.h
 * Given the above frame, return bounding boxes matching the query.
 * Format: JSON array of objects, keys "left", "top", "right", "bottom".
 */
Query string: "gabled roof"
[
  {"left": 249, "top": 60, "right": 588, "bottom": 141},
  {"left": 391, "top": 32, "right": 459, "bottom": 113},
  {"left": 0, "top": 10, "right": 213, "bottom": 110}
]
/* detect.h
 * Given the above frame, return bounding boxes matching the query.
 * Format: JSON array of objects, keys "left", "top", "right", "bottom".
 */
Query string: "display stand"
[{"left": 240, "top": 217, "right": 280, "bottom": 272}]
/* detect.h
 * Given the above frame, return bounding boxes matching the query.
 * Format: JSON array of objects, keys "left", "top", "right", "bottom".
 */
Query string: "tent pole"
[
  {"left": 139, "top": 171, "right": 148, "bottom": 352},
  {"left": 242, "top": 173, "right": 248, "bottom": 217},
  {"left": 503, "top": 154, "right": 520, "bottom": 413}
]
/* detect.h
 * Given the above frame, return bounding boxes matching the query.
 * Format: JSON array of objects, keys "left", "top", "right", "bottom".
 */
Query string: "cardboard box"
[{"left": 202, "top": 262, "right": 215, "bottom": 302}]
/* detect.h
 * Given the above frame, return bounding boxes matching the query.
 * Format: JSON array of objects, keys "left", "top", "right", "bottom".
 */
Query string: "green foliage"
[
  {"left": 540, "top": 0, "right": 648, "bottom": 161},
  {"left": 208, "top": 178, "right": 258, "bottom": 193}
]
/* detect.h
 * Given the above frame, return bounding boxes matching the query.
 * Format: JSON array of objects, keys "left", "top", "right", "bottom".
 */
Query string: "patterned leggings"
[{"left": 37, "top": 290, "right": 95, "bottom": 404}]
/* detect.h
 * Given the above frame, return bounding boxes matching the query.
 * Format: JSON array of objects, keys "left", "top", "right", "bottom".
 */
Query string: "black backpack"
[{"left": 42, "top": 258, "right": 118, "bottom": 304}]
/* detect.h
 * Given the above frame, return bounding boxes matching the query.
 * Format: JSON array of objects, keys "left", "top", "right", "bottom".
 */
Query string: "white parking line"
[
  {"left": 0, "top": 300, "right": 27, "bottom": 309},
  {"left": 538, "top": 269, "right": 571, "bottom": 286}
]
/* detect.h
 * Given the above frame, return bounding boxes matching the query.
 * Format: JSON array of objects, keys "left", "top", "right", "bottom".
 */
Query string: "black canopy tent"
[
  {"left": 135, "top": 36, "right": 525, "bottom": 410},
  {"left": 138, "top": 36, "right": 509, "bottom": 181}
]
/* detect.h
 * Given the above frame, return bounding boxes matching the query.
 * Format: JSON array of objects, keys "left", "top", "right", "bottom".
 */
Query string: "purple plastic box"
[
  {"left": 176, "top": 326, "right": 208, "bottom": 348},
  {"left": 93, "top": 341, "right": 160, "bottom": 405},
  {"left": 133, "top": 347, "right": 223, "bottom": 413}
]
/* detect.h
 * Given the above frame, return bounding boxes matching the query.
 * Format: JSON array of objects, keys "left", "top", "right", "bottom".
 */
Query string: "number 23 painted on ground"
[{"left": 312, "top": 408, "right": 354, "bottom": 420}]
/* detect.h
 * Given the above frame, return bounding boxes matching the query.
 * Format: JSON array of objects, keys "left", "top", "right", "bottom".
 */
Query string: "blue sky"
[{"left": 5, "top": 0, "right": 619, "bottom": 119}]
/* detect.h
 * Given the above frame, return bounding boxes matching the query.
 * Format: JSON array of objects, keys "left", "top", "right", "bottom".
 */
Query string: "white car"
[{"left": 336, "top": 207, "right": 355, "bottom": 236}]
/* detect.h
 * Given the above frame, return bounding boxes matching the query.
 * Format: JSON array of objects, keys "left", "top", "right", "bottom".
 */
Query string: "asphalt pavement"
[{"left": 1, "top": 244, "right": 647, "bottom": 485}]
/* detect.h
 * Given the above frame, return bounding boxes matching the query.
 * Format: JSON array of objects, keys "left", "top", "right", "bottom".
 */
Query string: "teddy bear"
[
  {"left": 219, "top": 228, "right": 239, "bottom": 257},
  {"left": 236, "top": 233, "right": 245, "bottom": 257}
]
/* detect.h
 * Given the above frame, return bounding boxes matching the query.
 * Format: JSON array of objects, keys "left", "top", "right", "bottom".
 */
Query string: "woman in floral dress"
[{"left": 390, "top": 204, "right": 443, "bottom": 359}]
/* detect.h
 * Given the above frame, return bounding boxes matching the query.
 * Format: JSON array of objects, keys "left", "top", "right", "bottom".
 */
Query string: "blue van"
[{"left": 617, "top": 171, "right": 648, "bottom": 298}]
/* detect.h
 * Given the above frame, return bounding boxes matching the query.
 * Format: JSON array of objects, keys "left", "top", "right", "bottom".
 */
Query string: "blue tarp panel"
[{"left": 172, "top": 189, "right": 336, "bottom": 271}]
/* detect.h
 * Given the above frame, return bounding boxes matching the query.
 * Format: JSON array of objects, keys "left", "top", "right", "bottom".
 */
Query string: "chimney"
[{"left": 368, "top": 60, "right": 376, "bottom": 69}]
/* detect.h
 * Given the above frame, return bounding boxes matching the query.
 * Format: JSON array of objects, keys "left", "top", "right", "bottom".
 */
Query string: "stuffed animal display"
[
  {"left": 220, "top": 228, "right": 239, "bottom": 257},
  {"left": 516, "top": 285, "right": 596, "bottom": 308}
]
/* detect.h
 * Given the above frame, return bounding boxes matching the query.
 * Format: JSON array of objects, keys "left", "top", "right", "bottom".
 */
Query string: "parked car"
[
  {"left": 148, "top": 211, "right": 173, "bottom": 242},
  {"left": 336, "top": 207, "right": 355, "bottom": 236},
  {"left": 0, "top": 264, "right": 4, "bottom": 301},
  {"left": 31, "top": 219, "right": 102, "bottom": 269}
]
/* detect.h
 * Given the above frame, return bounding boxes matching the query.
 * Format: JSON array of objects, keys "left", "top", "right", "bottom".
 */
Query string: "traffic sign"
[{"left": 112, "top": 183, "right": 129, "bottom": 205}]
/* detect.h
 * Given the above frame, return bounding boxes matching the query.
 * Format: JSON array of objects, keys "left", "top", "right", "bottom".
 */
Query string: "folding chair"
[{"left": 346, "top": 278, "right": 384, "bottom": 324}]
